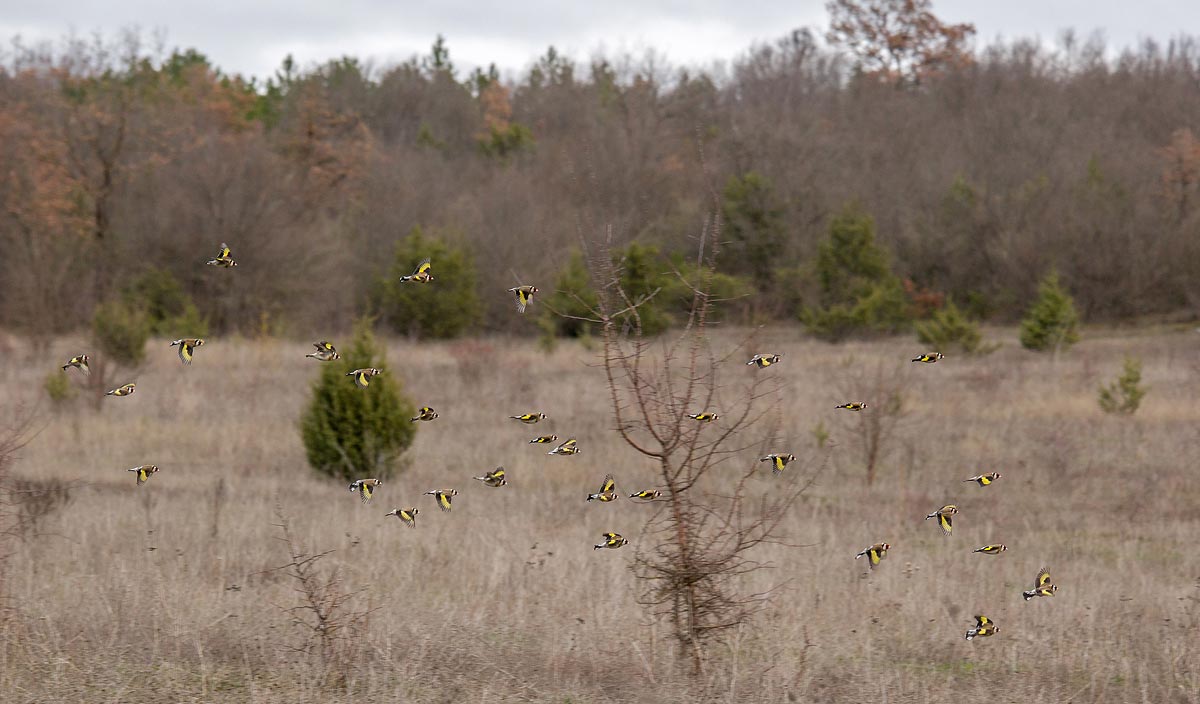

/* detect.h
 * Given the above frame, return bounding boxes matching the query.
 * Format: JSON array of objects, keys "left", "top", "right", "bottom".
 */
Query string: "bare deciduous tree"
[
  {"left": 563, "top": 206, "right": 822, "bottom": 673},
  {"left": 834, "top": 357, "right": 910, "bottom": 486},
  {"left": 266, "top": 508, "right": 377, "bottom": 687}
]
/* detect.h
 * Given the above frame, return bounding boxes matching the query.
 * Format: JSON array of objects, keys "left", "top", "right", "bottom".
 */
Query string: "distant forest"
[{"left": 2, "top": 0, "right": 1199, "bottom": 340}]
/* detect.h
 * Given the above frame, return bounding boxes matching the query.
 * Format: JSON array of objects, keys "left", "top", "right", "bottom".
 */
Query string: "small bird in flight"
[
  {"left": 687, "top": 412, "right": 719, "bottom": 422},
  {"left": 348, "top": 478, "right": 382, "bottom": 503},
  {"left": 170, "top": 338, "right": 205, "bottom": 365},
  {"left": 747, "top": 353, "right": 782, "bottom": 368},
  {"left": 593, "top": 532, "right": 628, "bottom": 550},
  {"left": 965, "top": 615, "right": 999, "bottom": 640},
  {"left": 759, "top": 453, "right": 796, "bottom": 476},
  {"left": 1022, "top": 566, "right": 1058, "bottom": 600},
  {"left": 529, "top": 434, "right": 558, "bottom": 444},
  {"left": 925, "top": 504, "right": 958, "bottom": 536},
  {"left": 206, "top": 242, "right": 237, "bottom": 267},
  {"left": 629, "top": 489, "right": 661, "bottom": 501},
  {"left": 855, "top": 542, "right": 891, "bottom": 569},
  {"left": 128, "top": 464, "right": 159, "bottom": 485},
  {"left": 510, "top": 412, "right": 547, "bottom": 424},
  {"left": 587, "top": 474, "right": 618, "bottom": 502},
  {"left": 510, "top": 285, "right": 538, "bottom": 313},
  {"left": 106, "top": 383, "right": 136, "bottom": 397},
  {"left": 835, "top": 402, "right": 868, "bottom": 411},
  {"left": 963, "top": 472, "right": 1002, "bottom": 487},
  {"left": 62, "top": 354, "right": 90, "bottom": 376},
  {"left": 912, "top": 352, "right": 945, "bottom": 363},
  {"left": 973, "top": 544, "right": 1007, "bottom": 555},
  {"left": 385, "top": 507, "right": 418, "bottom": 528},
  {"left": 548, "top": 438, "right": 579, "bottom": 456},
  {"left": 425, "top": 489, "right": 457, "bottom": 512},
  {"left": 346, "top": 368, "right": 383, "bottom": 388},
  {"left": 306, "top": 341, "right": 340, "bottom": 361},
  {"left": 474, "top": 467, "right": 507, "bottom": 487},
  {"left": 399, "top": 257, "right": 433, "bottom": 283},
  {"left": 410, "top": 406, "right": 439, "bottom": 422}
]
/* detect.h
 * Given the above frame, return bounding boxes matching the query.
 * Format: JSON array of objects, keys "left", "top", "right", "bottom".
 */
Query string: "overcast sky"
[{"left": 0, "top": 1, "right": 1192, "bottom": 80}]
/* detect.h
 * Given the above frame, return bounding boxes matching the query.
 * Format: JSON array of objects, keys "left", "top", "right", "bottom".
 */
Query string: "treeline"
[{"left": 2, "top": 18, "right": 1199, "bottom": 343}]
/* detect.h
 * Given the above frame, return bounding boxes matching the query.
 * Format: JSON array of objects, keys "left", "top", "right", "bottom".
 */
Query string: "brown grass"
[{"left": 1, "top": 328, "right": 1198, "bottom": 703}]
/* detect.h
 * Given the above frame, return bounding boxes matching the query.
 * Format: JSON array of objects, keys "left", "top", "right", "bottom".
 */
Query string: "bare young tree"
[
  {"left": 0, "top": 409, "right": 35, "bottom": 614},
  {"left": 266, "top": 507, "right": 377, "bottom": 687},
  {"left": 834, "top": 357, "right": 911, "bottom": 486},
  {"left": 562, "top": 203, "right": 822, "bottom": 673}
]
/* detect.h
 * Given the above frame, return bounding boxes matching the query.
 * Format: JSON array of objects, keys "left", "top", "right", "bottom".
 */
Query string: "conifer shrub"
[
  {"left": 121, "top": 268, "right": 208, "bottom": 338},
  {"left": 299, "top": 319, "right": 416, "bottom": 482},
  {"left": 1098, "top": 357, "right": 1147, "bottom": 415},
  {"left": 376, "top": 227, "right": 482, "bottom": 339},
  {"left": 802, "top": 205, "right": 911, "bottom": 341},
  {"left": 91, "top": 299, "right": 150, "bottom": 368},
  {"left": 915, "top": 300, "right": 984, "bottom": 355},
  {"left": 1019, "top": 271, "right": 1080, "bottom": 352}
]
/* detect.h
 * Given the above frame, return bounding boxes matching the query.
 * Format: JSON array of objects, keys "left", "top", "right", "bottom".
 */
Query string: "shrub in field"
[
  {"left": 915, "top": 300, "right": 984, "bottom": 355},
  {"left": 720, "top": 171, "right": 785, "bottom": 294},
  {"left": 1020, "top": 271, "right": 1080, "bottom": 352},
  {"left": 540, "top": 246, "right": 752, "bottom": 342},
  {"left": 802, "top": 205, "right": 910, "bottom": 341},
  {"left": 299, "top": 319, "right": 416, "bottom": 482},
  {"left": 376, "top": 227, "right": 481, "bottom": 339},
  {"left": 1098, "top": 356, "right": 1147, "bottom": 415},
  {"left": 540, "top": 251, "right": 599, "bottom": 342},
  {"left": 43, "top": 371, "right": 75, "bottom": 406},
  {"left": 121, "top": 268, "right": 208, "bottom": 338},
  {"left": 91, "top": 299, "right": 150, "bottom": 368}
]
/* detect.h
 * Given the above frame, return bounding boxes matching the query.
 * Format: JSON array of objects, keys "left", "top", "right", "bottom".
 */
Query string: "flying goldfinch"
[
  {"left": 306, "top": 341, "right": 340, "bottom": 361},
  {"left": 425, "top": 489, "right": 457, "bottom": 512},
  {"left": 206, "top": 242, "right": 237, "bottom": 267},
  {"left": 385, "top": 507, "right": 418, "bottom": 527},
  {"left": 474, "top": 467, "right": 507, "bottom": 487},
  {"left": 759, "top": 453, "right": 796, "bottom": 476},
  {"left": 965, "top": 615, "right": 1000, "bottom": 640},
  {"left": 835, "top": 402, "right": 868, "bottom": 411},
  {"left": 925, "top": 504, "right": 958, "bottom": 536},
  {"left": 973, "top": 544, "right": 1008, "bottom": 555},
  {"left": 106, "top": 382, "right": 136, "bottom": 397},
  {"left": 62, "top": 354, "right": 90, "bottom": 376},
  {"left": 348, "top": 478, "right": 382, "bottom": 503},
  {"left": 510, "top": 285, "right": 538, "bottom": 313},
  {"left": 1022, "top": 566, "right": 1058, "bottom": 600},
  {"left": 855, "top": 542, "right": 891, "bottom": 568},
  {"left": 510, "top": 413, "right": 547, "bottom": 424},
  {"left": 399, "top": 257, "right": 433, "bottom": 283},
  {"left": 529, "top": 434, "right": 558, "bottom": 444},
  {"left": 128, "top": 464, "right": 159, "bottom": 485},
  {"left": 963, "top": 472, "right": 1002, "bottom": 486},
  {"left": 912, "top": 352, "right": 945, "bottom": 363},
  {"left": 346, "top": 368, "right": 383, "bottom": 388},
  {"left": 687, "top": 412, "right": 719, "bottom": 422},
  {"left": 548, "top": 438, "right": 579, "bottom": 456},
  {"left": 629, "top": 489, "right": 661, "bottom": 501},
  {"left": 587, "top": 473, "right": 618, "bottom": 502},
  {"left": 593, "top": 532, "right": 628, "bottom": 550},
  {"left": 410, "top": 406, "right": 439, "bottom": 422},
  {"left": 747, "top": 353, "right": 782, "bottom": 368},
  {"left": 170, "top": 338, "right": 205, "bottom": 365}
]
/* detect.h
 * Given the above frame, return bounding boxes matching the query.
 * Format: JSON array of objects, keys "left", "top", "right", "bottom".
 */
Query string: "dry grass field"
[{"left": 1, "top": 327, "right": 1198, "bottom": 703}]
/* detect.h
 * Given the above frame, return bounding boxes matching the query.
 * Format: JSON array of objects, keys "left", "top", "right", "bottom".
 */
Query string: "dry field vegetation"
[{"left": 1, "top": 327, "right": 1199, "bottom": 703}]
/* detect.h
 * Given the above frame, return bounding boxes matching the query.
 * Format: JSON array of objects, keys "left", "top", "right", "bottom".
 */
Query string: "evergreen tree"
[
  {"left": 376, "top": 227, "right": 482, "bottom": 339},
  {"left": 1019, "top": 271, "right": 1080, "bottom": 352},
  {"left": 802, "top": 205, "right": 909, "bottom": 341},
  {"left": 300, "top": 319, "right": 416, "bottom": 482}
]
